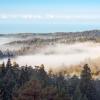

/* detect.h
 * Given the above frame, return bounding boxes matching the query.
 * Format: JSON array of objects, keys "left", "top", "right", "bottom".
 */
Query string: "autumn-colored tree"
[
  {"left": 41, "top": 86, "right": 59, "bottom": 100},
  {"left": 13, "top": 80, "right": 41, "bottom": 100}
]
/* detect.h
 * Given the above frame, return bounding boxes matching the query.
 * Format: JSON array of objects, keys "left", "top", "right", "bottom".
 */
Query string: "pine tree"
[
  {"left": 38, "top": 64, "right": 49, "bottom": 86},
  {"left": 80, "top": 64, "right": 97, "bottom": 100},
  {"left": 2, "top": 62, "right": 5, "bottom": 68},
  {"left": 0, "top": 80, "right": 4, "bottom": 100},
  {"left": 6, "top": 58, "right": 12, "bottom": 68},
  {"left": 73, "top": 86, "right": 82, "bottom": 100},
  {"left": 81, "top": 95, "right": 88, "bottom": 100},
  {"left": 0, "top": 62, "right": 5, "bottom": 78}
]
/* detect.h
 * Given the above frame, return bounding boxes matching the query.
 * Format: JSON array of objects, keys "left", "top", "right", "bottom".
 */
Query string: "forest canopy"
[{"left": 0, "top": 58, "right": 100, "bottom": 100}]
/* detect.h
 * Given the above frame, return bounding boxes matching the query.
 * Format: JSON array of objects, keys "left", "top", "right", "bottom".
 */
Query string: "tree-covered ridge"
[
  {"left": 0, "top": 59, "right": 100, "bottom": 100},
  {"left": 1, "top": 30, "right": 100, "bottom": 59}
]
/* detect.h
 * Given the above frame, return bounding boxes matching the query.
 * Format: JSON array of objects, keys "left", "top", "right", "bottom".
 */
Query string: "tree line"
[{"left": 0, "top": 58, "right": 100, "bottom": 100}]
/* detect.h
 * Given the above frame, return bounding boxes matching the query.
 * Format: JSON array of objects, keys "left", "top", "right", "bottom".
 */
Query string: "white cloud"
[
  {"left": 0, "top": 13, "right": 100, "bottom": 23},
  {"left": 0, "top": 14, "right": 43, "bottom": 20},
  {"left": 0, "top": 15, "right": 8, "bottom": 19}
]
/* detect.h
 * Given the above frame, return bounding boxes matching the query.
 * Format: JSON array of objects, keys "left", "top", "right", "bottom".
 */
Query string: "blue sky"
[{"left": 0, "top": 0, "right": 100, "bottom": 33}]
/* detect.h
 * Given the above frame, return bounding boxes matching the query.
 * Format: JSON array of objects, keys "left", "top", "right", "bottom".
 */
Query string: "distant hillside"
[
  {"left": 6, "top": 30, "right": 100, "bottom": 45},
  {"left": 0, "top": 29, "right": 100, "bottom": 58}
]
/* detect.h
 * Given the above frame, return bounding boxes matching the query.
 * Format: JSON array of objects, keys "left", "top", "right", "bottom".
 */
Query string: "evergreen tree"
[
  {"left": 80, "top": 64, "right": 97, "bottom": 100},
  {"left": 81, "top": 95, "right": 88, "bottom": 100},
  {"left": 2, "top": 62, "right": 5, "bottom": 68},
  {"left": 55, "top": 72, "right": 71, "bottom": 100},
  {"left": 38, "top": 64, "right": 49, "bottom": 86},
  {"left": 73, "top": 86, "right": 82, "bottom": 100},
  {"left": 6, "top": 58, "right": 12, "bottom": 68},
  {"left": 68, "top": 75, "right": 79, "bottom": 95},
  {"left": 0, "top": 62, "right": 5, "bottom": 78},
  {"left": 18, "top": 67, "right": 29, "bottom": 87},
  {"left": 0, "top": 80, "right": 4, "bottom": 100},
  {"left": 3, "top": 67, "right": 16, "bottom": 100}
]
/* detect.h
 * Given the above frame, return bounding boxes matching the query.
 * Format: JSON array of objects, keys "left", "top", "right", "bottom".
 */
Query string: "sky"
[{"left": 0, "top": 0, "right": 100, "bottom": 33}]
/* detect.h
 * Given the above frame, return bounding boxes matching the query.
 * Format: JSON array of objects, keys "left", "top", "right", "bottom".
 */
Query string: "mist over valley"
[{"left": 0, "top": 30, "right": 100, "bottom": 74}]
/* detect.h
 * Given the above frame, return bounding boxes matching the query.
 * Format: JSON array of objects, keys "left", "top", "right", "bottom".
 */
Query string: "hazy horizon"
[
  {"left": 0, "top": 0, "right": 100, "bottom": 34},
  {"left": 0, "top": 29, "right": 100, "bottom": 35}
]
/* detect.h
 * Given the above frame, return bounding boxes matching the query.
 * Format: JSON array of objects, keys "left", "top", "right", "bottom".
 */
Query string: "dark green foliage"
[
  {"left": 68, "top": 75, "right": 79, "bottom": 96},
  {"left": 6, "top": 58, "right": 12, "bottom": 68},
  {"left": 18, "top": 67, "right": 29, "bottom": 86},
  {"left": 73, "top": 86, "right": 82, "bottom": 100},
  {"left": 82, "top": 95, "right": 88, "bottom": 100},
  {"left": 80, "top": 64, "right": 97, "bottom": 100},
  {"left": 36, "top": 64, "right": 49, "bottom": 87},
  {"left": 0, "top": 59, "right": 99, "bottom": 100}
]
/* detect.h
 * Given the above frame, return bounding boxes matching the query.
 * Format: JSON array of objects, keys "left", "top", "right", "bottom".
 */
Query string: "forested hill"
[
  {"left": 0, "top": 30, "right": 100, "bottom": 59},
  {"left": 1, "top": 30, "right": 100, "bottom": 41},
  {"left": 3, "top": 30, "right": 100, "bottom": 46},
  {"left": 0, "top": 58, "right": 100, "bottom": 100}
]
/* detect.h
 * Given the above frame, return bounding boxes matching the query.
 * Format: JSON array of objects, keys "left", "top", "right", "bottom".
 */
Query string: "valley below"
[{"left": 0, "top": 30, "right": 100, "bottom": 77}]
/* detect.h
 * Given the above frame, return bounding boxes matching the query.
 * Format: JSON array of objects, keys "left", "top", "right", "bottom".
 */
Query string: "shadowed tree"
[
  {"left": 73, "top": 86, "right": 82, "bottom": 100},
  {"left": 80, "top": 64, "right": 97, "bottom": 100},
  {"left": 6, "top": 58, "right": 12, "bottom": 68},
  {"left": 81, "top": 95, "right": 88, "bottom": 100},
  {"left": 13, "top": 80, "right": 41, "bottom": 100}
]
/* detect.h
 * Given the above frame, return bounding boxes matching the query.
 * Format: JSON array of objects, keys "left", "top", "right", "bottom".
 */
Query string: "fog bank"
[{"left": 1, "top": 42, "right": 100, "bottom": 71}]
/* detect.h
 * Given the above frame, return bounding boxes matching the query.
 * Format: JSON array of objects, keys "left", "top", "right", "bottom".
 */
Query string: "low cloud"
[
  {"left": 1, "top": 42, "right": 100, "bottom": 71},
  {"left": 0, "top": 14, "right": 100, "bottom": 23}
]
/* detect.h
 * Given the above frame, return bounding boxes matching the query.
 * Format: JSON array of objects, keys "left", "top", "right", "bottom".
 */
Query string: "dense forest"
[{"left": 0, "top": 58, "right": 100, "bottom": 100}]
